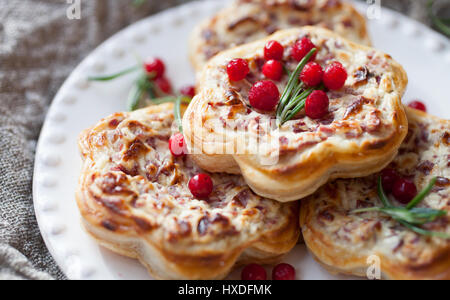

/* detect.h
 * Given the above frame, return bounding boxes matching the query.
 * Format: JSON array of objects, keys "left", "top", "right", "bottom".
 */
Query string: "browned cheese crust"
[
  {"left": 189, "top": 0, "right": 371, "bottom": 71},
  {"left": 300, "top": 108, "right": 450, "bottom": 280},
  {"left": 183, "top": 27, "right": 408, "bottom": 202},
  {"left": 76, "top": 103, "right": 299, "bottom": 280}
]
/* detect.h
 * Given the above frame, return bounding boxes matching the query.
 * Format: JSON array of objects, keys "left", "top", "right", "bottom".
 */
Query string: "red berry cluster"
[
  {"left": 381, "top": 168, "right": 417, "bottom": 204},
  {"left": 262, "top": 40, "right": 285, "bottom": 81},
  {"left": 241, "top": 263, "right": 296, "bottom": 280},
  {"left": 292, "top": 38, "right": 347, "bottom": 120},
  {"left": 144, "top": 57, "right": 173, "bottom": 94}
]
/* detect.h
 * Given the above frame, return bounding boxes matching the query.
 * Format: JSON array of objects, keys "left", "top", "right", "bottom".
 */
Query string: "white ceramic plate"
[{"left": 33, "top": 0, "right": 450, "bottom": 280}]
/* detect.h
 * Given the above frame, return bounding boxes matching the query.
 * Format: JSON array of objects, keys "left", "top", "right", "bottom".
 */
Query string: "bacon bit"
[
  {"left": 342, "top": 19, "right": 353, "bottom": 28},
  {"left": 109, "top": 119, "right": 120, "bottom": 128},
  {"left": 293, "top": 121, "right": 307, "bottom": 133},
  {"left": 101, "top": 173, "right": 134, "bottom": 196},
  {"left": 362, "top": 110, "right": 382, "bottom": 133},
  {"left": 353, "top": 66, "right": 369, "bottom": 84},
  {"left": 436, "top": 177, "right": 450, "bottom": 186},
  {"left": 211, "top": 214, "right": 230, "bottom": 226},
  {"left": 318, "top": 210, "right": 334, "bottom": 222},
  {"left": 123, "top": 139, "right": 149, "bottom": 161},
  {"left": 343, "top": 96, "right": 374, "bottom": 119},
  {"left": 132, "top": 216, "right": 155, "bottom": 231},
  {"left": 197, "top": 217, "right": 210, "bottom": 236},
  {"left": 289, "top": 0, "right": 313, "bottom": 11},
  {"left": 127, "top": 120, "right": 150, "bottom": 136},
  {"left": 393, "top": 240, "right": 404, "bottom": 253},
  {"left": 417, "top": 160, "right": 435, "bottom": 175},
  {"left": 232, "top": 190, "right": 250, "bottom": 208},
  {"left": 368, "top": 139, "right": 387, "bottom": 150},
  {"left": 101, "top": 220, "right": 118, "bottom": 232},
  {"left": 443, "top": 132, "right": 450, "bottom": 145}
]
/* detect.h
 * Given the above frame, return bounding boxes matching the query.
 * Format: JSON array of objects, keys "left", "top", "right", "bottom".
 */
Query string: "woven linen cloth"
[{"left": 0, "top": 0, "right": 435, "bottom": 280}]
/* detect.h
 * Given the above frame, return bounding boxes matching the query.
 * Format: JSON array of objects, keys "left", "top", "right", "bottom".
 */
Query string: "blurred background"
[{"left": 0, "top": 0, "right": 448, "bottom": 280}]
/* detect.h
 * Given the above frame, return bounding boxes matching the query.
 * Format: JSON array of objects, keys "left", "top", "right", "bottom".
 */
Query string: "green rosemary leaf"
[
  {"left": 276, "top": 48, "right": 317, "bottom": 119},
  {"left": 397, "top": 220, "right": 450, "bottom": 240},
  {"left": 406, "top": 177, "right": 437, "bottom": 209},
  {"left": 280, "top": 88, "right": 314, "bottom": 124},
  {"left": 88, "top": 65, "right": 140, "bottom": 81},
  {"left": 174, "top": 96, "right": 184, "bottom": 133}
]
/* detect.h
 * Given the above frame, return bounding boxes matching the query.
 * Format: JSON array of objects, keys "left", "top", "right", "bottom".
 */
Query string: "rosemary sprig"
[
  {"left": 276, "top": 48, "right": 317, "bottom": 126},
  {"left": 353, "top": 176, "right": 450, "bottom": 239},
  {"left": 88, "top": 66, "right": 140, "bottom": 81},
  {"left": 88, "top": 64, "right": 174, "bottom": 111}
]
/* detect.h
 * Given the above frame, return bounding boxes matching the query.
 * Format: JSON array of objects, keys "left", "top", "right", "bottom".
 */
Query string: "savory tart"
[
  {"left": 76, "top": 103, "right": 299, "bottom": 280},
  {"left": 189, "top": 0, "right": 371, "bottom": 71},
  {"left": 300, "top": 107, "right": 450, "bottom": 280},
  {"left": 183, "top": 27, "right": 408, "bottom": 202}
]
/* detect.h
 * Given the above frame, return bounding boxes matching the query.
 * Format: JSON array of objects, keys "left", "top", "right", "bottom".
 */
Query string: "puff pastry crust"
[
  {"left": 189, "top": 0, "right": 371, "bottom": 71},
  {"left": 76, "top": 103, "right": 299, "bottom": 280},
  {"left": 183, "top": 27, "right": 409, "bottom": 202},
  {"left": 300, "top": 107, "right": 450, "bottom": 280}
]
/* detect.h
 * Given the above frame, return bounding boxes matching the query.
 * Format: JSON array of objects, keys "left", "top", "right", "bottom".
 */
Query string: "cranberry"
[
  {"left": 169, "top": 133, "right": 187, "bottom": 157},
  {"left": 180, "top": 85, "right": 196, "bottom": 98},
  {"left": 381, "top": 168, "right": 400, "bottom": 193},
  {"left": 189, "top": 173, "right": 213, "bottom": 199},
  {"left": 144, "top": 57, "right": 165, "bottom": 79},
  {"left": 408, "top": 101, "right": 427, "bottom": 112},
  {"left": 300, "top": 62, "right": 324, "bottom": 87},
  {"left": 291, "top": 37, "right": 317, "bottom": 62},
  {"left": 155, "top": 77, "right": 173, "bottom": 94},
  {"left": 227, "top": 58, "right": 249, "bottom": 81},
  {"left": 272, "top": 263, "right": 296, "bottom": 280},
  {"left": 264, "top": 40, "right": 284, "bottom": 61},
  {"left": 241, "top": 264, "right": 267, "bottom": 280},
  {"left": 305, "top": 90, "right": 329, "bottom": 119},
  {"left": 262, "top": 60, "right": 283, "bottom": 81},
  {"left": 323, "top": 61, "right": 347, "bottom": 90},
  {"left": 248, "top": 80, "right": 280, "bottom": 111},
  {"left": 392, "top": 178, "right": 417, "bottom": 204}
]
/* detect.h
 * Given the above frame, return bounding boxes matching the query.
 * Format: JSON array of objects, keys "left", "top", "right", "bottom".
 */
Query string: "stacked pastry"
[{"left": 76, "top": 0, "right": 449, "bottom": 279}]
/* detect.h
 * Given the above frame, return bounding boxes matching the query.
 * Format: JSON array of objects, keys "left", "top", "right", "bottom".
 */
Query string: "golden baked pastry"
[
  {"left": 183, "top": 27, "right": 408, "bottom": 202},
  {"left": 76, "top": 103, "right": 299, "bottom": 280},
  {"left": 189, "top": 0, "right": 371, "bottom": 71},
  {"left": 300, "top": 107, "right": 450, "bottom": 280}
]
